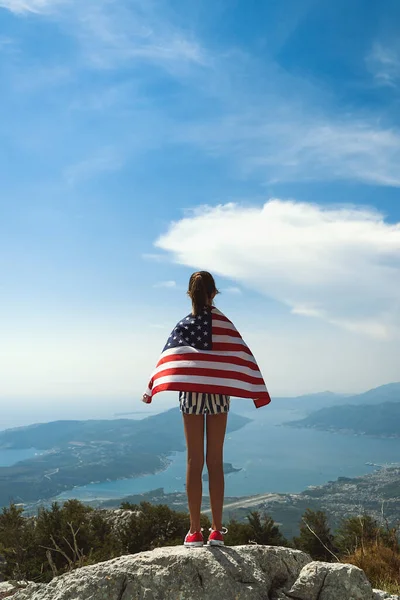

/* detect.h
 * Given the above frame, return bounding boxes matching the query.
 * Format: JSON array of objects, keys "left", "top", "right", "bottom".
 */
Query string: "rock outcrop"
[
  {"left": 373, "top": 592, "right": 400, "bottom": 600},
  {"left": 0, "top": 581, "right": 29, "bottom": 599},
  {"left": 5, "top": 545, "right": 399, "bottom": 600},
  {"left": 89, "top": 508, "right": 142, "bottom": 536}
]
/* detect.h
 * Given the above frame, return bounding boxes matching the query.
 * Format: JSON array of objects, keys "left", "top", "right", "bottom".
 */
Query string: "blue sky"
[{"left": 0, "top": 0, "right": 399, "bottom": 414}]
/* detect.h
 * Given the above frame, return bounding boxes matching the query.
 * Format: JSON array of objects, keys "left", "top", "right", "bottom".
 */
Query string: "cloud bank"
[{"left": 156, "top": 200, "right": 400, "bottom": 339}]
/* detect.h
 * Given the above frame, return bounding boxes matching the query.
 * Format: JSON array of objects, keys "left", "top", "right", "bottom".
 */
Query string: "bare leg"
[
  {"left": 206, "top": 413, "right": 228, "bottom": 531},
  {"left": 182, "top": 413, "right": 205, "bottom": 533}
]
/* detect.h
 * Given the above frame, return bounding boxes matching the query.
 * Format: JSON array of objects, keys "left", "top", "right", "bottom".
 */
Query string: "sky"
[{"left": 0, "top": 0, "right": 399, "bottom": 417}]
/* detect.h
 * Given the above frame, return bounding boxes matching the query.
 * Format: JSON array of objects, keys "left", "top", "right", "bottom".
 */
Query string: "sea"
[
  {"left": 1, "top": 405, "right": 397, "bottom": 504},
  {"left": 0, "top": 447, "right": 41, "bottom": 466}
]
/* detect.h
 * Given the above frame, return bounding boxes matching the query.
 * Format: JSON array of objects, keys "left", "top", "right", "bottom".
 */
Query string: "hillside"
[
  {"left": 264, "top": 383, "right": 400, "bottom": 415},
  {"left": 0, "top": 409, "right": 250, "bottom": 507},
  {"left": 287, "top": 401, "right": 400, "bottom": 437},
  {"left": 346, "top": 382, "right": 400, "bottom": 405}
]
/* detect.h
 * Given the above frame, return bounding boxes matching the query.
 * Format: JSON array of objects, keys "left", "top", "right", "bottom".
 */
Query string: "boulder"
[
  {"left": 88, "top": 508, "right": 141, "bottom": 536},
  {"left": 286, "top": 562, "right": 374, "bottom": 600},
  {"left": 373, "top": 591, "right": 400, "bottom": 600},
  {"left": 9, "top": 545, "right": 398, "bottom": 600}
]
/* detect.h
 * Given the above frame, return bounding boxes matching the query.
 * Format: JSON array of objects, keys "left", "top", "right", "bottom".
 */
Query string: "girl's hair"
[{"left": 188, "top": 271, "right": 219, "bottom": 316}]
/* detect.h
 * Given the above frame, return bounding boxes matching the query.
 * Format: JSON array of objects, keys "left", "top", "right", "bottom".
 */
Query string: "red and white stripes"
[{"left": 143, "top": 307, "right": 271, "bottom": 409}]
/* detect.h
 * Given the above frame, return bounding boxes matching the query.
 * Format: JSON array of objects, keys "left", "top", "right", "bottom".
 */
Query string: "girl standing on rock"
[{"left": 143, "top": 271, "right": 270, "bottom": 547}]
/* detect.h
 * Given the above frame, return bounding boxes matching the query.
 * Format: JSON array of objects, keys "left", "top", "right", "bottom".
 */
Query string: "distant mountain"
[
  {"left": 343, "top": 382, "right": 400, "bottom": 405},
  {"left": 272, "top": 391, "right": 349, "bottom": 412},
  {"left": 268, "top": 383, "right": 400, "bottom": 414},
  {"left": 0, "top": 409, "right": 249, "bottom": 451},
  {"left": 0, "top": 409, "right": 251, "bottom": 507},
  {"left": 287, "top": 401, "right": 400, "bottom": 438}
]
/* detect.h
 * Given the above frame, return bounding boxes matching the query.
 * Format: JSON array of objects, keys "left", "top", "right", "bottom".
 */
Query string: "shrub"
[{"left": 345, "top": 542, "right": 400, "bottom": 593}]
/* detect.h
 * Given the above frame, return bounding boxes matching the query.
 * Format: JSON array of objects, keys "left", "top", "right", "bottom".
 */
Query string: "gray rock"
[
  {"left": 0, "top": 581, "right": 30, "bottom": 599},
  {"left": 0, "top": 582, "right": 16, "bottom": 596},
  {"left": 373, "top": 591, "right": 400, "bottom": 600},
  {"left": 287, "top": 561, "right": 374, "bottom": 600},
  {"left": 12, "top": 546, "right": 310, "bottom": 600},
  {"left": 89, "top": 508, "right": 142, "bottom": 539},
  {"left": 9, "top": 545, "right": 396, "bottom": 600}
]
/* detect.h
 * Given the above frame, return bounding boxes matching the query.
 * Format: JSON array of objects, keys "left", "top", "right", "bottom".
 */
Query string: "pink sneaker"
[
  {"left": 207, "top": 527, "right": 228, "bottom": 546},
  {"left": 184, "top": 530, "right": 204, "bottom": 547}
]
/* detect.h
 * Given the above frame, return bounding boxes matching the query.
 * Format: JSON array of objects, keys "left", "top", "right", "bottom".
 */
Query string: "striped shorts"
[{"left": 179, "top": 392, "right": 230, "bottom": 415}]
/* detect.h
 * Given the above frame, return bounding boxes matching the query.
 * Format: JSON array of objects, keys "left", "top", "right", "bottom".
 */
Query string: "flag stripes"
[{"left": 144, "top": 306, "right": 271, "bottom": 408}]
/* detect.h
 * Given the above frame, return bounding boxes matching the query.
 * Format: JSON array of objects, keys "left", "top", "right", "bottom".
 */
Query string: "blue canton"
[{"left": 163, "top": 307, "right": 213, "bottom": 352}]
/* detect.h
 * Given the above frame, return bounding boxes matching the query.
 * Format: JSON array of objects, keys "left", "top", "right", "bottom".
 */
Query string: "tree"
[
  {"left": 118, "top": 502, "right": 211, "bottom": 553},
  {"left": 0, "top": 503, "right": 36, "bottom": 580},
  {"left": 246, "top": 511, "right": 288, "bottom": 546},
  {"left": 294, "top": 509, "right": 337, "bottom": 561},
  {"left": 225, "top": 518, "right": 253, "bottom": 546},
  {"left": 336, "top": 514, "right": 399, "bottom": 557}
]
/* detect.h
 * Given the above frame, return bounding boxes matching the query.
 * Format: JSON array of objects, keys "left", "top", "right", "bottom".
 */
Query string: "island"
[{"left": 202, "top": 462, "right": 242, "bottom": 481}]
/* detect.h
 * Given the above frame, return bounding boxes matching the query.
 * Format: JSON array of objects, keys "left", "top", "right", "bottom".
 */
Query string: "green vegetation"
[
  {"left": 1, "top": 500, "right": 399, "bottom": 595},
  {"left": 0, "top": 409, "right": 250, "bottom": 507},
  {"left": 293, "top": 510, "right": 400, "bottom": 594},
  {"left": 293, "top": 509, "right": 337, "bottom": 561},
  {"left": 0, "top": 501, "right": 285, "bottom": 583},
  {"left": 287, "top": 401, "right": 400, "bottom": 437}
]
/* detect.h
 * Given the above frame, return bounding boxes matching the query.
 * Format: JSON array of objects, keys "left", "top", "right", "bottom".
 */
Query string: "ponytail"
[{"left": 187, "top": 271, "right": 219, "bottom": 316}]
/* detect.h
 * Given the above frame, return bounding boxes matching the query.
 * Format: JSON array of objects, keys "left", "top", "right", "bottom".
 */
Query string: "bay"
[
  {"left": 56, "top": 407, "right": 400, "bottom": 502},
  {"left": 0, "top": 448, "right": 41, "bottom": 467}
]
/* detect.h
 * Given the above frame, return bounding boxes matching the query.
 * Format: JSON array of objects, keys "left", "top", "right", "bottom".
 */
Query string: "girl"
[{"left": 143, "top": 271, "right": 270, "bottom": 547}]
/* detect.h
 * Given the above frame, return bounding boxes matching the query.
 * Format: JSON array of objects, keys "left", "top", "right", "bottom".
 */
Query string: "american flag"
[{"left": 143, "top": 306, "right": 271, "bottom": 409}]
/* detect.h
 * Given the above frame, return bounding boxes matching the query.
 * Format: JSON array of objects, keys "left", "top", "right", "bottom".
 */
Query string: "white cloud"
[
  {"left": 223, "top": 286, "right": 242, "bottom": 295},
  {"left": 367, "top": 42, "right": 400, "bottom": 88},
  {"left": 153, "top": 280, "right": 177, "bottom": 289},
  {"left": 71, "top": 1, "right": 207, "bottom": 71},
  {"left": 0, "top": 0, "right": 62, "bottom": 13},
  {"left": 1, "top": 0, "right": 207, "bottom": 72},
  {"left": 3, "top": 1, "right": 399, "bottom": 189},
  {"left": 155, "top": 200, "right": 400, "bottom": 339},
  {"left": 177, "top": 115, "right": 400, "bottom": 187}
]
